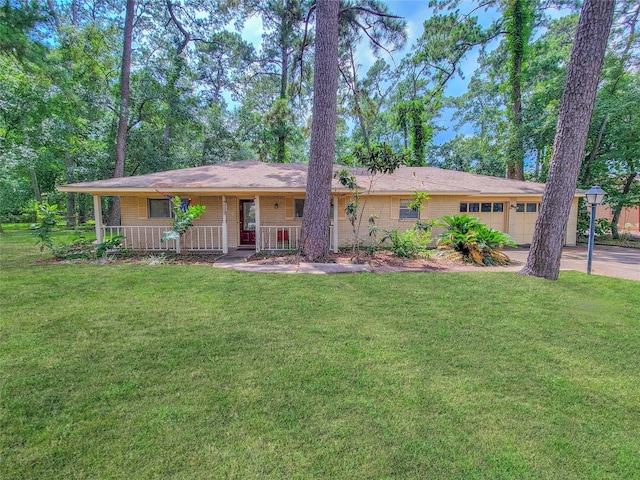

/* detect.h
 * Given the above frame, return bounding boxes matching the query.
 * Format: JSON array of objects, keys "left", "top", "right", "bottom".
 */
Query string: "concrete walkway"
[{"left": 213, "top": 245, "right": 639, "bottom": 281}]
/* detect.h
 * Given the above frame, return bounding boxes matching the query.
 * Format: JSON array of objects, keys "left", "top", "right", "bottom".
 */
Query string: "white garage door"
[
  {"left": 512, "top": 202, "right": 539, "bottom": 244},
  {"left": 459, "top": 201, "right": 506, "bottom": 232}
]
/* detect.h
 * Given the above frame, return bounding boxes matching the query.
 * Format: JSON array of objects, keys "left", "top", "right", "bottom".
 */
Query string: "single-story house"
[{"left": 58, "top": 160, "right": 581, "bottom": 253}]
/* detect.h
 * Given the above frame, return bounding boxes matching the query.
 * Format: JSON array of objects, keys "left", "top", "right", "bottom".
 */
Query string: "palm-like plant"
[{"left": 437, "top": 214, "right": 516, "bottom": 265}]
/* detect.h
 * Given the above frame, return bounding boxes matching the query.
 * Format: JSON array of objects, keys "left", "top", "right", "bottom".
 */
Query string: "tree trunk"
[
  {"left": 300, "top": 0, "right": 339, "bottom": 261},
  {"left": 581, "top": 114, "right": 609, "bottom": 187},
  {"left": 519, "top": 0, "right": 615, "bottom": 280},
  {"left": 65, "top": 154, "right": 77, "bottom": 227},
  {"left": 276, "top": 44, "right": 288, "bottom": 163},
  {"left": 275, "top": 4, "right": 292, "bottom": 164},
  {"left": 163, "top": 57, "right": 184, "bottom": 156},
  {"left": 506, "top": 0, "right": 527, "bottom": 181},
  {"left": 349, "top": 48, "right": 370, "bottom": 151},
  {"left": 164, "top": 1, "right": 191, "bottom": 160},
  {"left": 71, "top": 0, "right": 78, "bottom": 26},
  {"left": 109, "top": 0, "right": 135, "bottom": 226},
  {"left": 47, "top": 0, "right": 61, "bottom": 31},
  {"left": 29, "top": 165, "right": 42, "bottom": 203},
  {"left": 611, "top": 173, "right": 637, "bottom": 239}
]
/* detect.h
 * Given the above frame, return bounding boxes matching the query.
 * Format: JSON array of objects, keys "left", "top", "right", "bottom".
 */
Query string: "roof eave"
[{"left": 57, "top": 186, "right": 311, "bottom": 194}]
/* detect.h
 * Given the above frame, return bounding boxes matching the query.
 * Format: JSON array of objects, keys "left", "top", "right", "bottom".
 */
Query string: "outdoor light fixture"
[
  {"left": 585, "top": 185, "right": 606, "bottom": 206},
  {"left": 274, "top": 202, "right": 279, "bottom": 209},
  {"left": 584, "top": 185, "right": 606, "bottom": 275}
]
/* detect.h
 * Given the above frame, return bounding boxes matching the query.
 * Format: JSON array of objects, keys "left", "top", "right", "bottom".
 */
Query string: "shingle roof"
[{"left": 58, "top": 160, "right": 551, "bottom": 196}]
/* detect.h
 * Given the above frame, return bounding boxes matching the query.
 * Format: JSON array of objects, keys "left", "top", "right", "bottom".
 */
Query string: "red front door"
[{"left": 239, "top": 199, "right": 256, "bottom": 246}]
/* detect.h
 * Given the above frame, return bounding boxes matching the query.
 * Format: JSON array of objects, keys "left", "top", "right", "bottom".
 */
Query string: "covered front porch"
[{"left": 91, "top": 194, "right": 339, "bottom": 254}]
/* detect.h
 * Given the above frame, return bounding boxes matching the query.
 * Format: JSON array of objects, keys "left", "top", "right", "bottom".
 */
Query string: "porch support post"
[
  {"left": 222, "top": 195, "right": 228, "bottom": 254},
  {"left": 254, "top": 195, "right": 261, "bottom": 252},
  {"left": 93, "top": 195, "right": 103, "bottom": 243},
  {"left": 332, "top": 195, "right": 339, "bottom": 253}
]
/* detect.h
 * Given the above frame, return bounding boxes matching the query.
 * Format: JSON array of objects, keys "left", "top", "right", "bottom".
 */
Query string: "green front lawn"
[{"left": 1, "top": 228, "right": 639, "bottom": 479}]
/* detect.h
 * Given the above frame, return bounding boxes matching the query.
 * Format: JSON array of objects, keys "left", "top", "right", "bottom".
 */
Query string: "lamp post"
[{"left": 584, "top": 185, "right": 606, "bottom": 275}]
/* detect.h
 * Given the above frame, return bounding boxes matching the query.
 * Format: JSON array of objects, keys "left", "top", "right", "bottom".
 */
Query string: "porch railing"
[
  {"left": 103, "top": 224, "right": 333, "bottom": 253},
  {"left": 259, "top": 226, "right": 301, "bottom": 251},
  {"left": 259, "top": 225, "right": 336, "bottom": 252},
  {"left": 103, "top": 226, "right": 223, "bottom": 251}
]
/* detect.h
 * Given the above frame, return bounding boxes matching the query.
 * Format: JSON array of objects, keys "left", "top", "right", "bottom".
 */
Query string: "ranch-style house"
[{"left": 58, "top": 160, "right": 581, "bottom": 253}]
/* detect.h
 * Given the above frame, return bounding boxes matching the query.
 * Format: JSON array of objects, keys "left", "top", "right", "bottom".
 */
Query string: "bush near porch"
[{"left": 2, "top": 227, "right": 640, "bottom": 479}]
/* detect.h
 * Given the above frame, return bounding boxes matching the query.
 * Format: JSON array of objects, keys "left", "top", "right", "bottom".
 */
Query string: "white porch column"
[
  {"left": 222, "top": 195, "right": 228, "bottom": 254},
  {"left": 332, "top": 195, "right": 339, "bottom": 253},
  {"left": 254, "top": 195, "right": 261, "bottom": 253},
  {"left": 93, "top": 195, "right": 103, "bottom": 243}
]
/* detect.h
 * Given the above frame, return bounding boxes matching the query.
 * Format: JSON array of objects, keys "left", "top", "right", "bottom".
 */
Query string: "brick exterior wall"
[{"left": 118, "top": 192, "right": 579, "bottom": 250}]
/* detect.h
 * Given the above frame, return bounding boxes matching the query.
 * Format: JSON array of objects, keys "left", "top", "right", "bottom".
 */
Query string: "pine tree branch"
[{"left": 339, "top": 6, "right": 402, "bottom": 20}]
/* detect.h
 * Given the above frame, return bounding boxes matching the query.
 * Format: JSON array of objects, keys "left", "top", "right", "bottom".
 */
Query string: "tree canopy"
[{"left": 0, "top": 0, "right": 637, "bottom": 248}]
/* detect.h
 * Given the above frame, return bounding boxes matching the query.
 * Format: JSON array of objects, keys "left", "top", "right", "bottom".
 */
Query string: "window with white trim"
[
  {"left": 399, "top": 199, "right": 419, "bottom": 220},
  {"left": 148, "top": 199, "right": 172, "bottom": 218}
]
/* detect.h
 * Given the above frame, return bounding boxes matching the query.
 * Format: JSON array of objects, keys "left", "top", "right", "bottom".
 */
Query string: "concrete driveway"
[{"left": 505, "top": 245, "right": 639, "bottom": 281}]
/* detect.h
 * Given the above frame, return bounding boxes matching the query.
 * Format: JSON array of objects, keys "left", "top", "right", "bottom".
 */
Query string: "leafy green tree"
[
  {"left": 335, "top": 142, "right": 407, "bottom": 254},
  {"left": 30, "top": 201, "right": 63, "bottom": 254},
  {"left": 415, "top": 0, "right": 581, "bottom": 179},
  {"left": 428, "top": 135, "right": 505, "bottom": 177},
  {"left": 161, "top": 196, "right": 206, "bottom": 254},
  {"left": 580, "top": 1, "right": 640, "bottom": 238}
]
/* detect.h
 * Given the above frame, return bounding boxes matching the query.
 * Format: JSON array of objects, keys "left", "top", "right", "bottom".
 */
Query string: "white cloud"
[{"left": 240, "top": 15, "right": 264, "bottom": 54}]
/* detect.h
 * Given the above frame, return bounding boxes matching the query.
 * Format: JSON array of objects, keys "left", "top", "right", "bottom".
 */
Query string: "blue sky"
[{"left": 237, "top": 1, "right": 504, "bottom": 144}]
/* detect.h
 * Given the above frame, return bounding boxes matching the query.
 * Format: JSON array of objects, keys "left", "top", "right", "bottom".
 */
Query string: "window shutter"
[
  {"left": 390, "top": 197, "right": 399, "bottom": 220},
  {"left": 338, "top": 197, "right": 347, "bottom": 220},
  {"left": 138, "top": 197, "right": 148, "bottom": 219},
  {"left": 285, "top": 197, "right": 294, "bottom": 219}
]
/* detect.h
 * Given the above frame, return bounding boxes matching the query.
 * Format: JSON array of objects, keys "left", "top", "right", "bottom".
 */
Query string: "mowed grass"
[{"left": 1, "top": 228, "right": 639, "bottom": 479}]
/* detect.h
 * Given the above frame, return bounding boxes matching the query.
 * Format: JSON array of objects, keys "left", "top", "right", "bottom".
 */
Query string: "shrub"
[
  {"left": 437, "top": 214, "right": 516, "bottom": 266},
  {"left": 595, "top": 218, "right": 612, "bottom": 236},
  {"left": 379, "top": 227, "right": 432, "bottom": 258},
  {"left": 52, "top": 235, "right": 124, "bottom": 261},
  {"left": 30, "top": 201, "right": 63, "bottom": 253}
]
